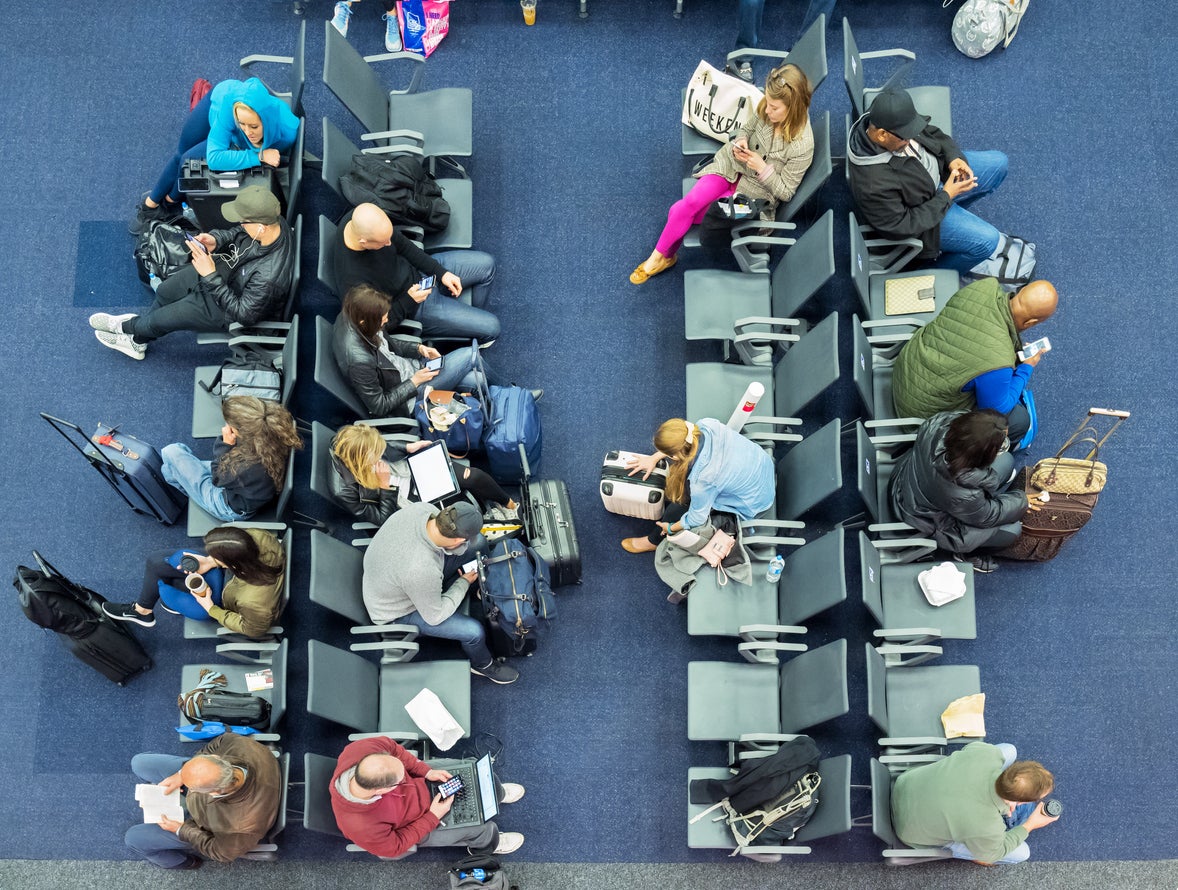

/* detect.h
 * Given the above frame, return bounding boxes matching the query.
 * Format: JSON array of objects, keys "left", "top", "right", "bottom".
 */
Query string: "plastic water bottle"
[
  {"left": 148, "top": 272, "right": 162, "bottom": 292},
  {"left": 765, "top": 553, "right": 785, "bottom": 583},
  {"left": 181, "top": 202, "right": 199, "bottom": 227}
]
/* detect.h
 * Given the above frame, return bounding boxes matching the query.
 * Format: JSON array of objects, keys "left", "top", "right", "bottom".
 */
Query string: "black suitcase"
[
  {"left": 518, "top": 446, "right": 581, "bottom": 588},
  {"left": 14, "top": 551, "right": 152, "bottom": 685},
  {"left": 42, "top": 414, "right": 185, "bottom": 525}
]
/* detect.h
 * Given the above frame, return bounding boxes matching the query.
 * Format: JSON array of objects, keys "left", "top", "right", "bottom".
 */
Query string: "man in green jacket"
[{"left": 891, "top": 742, "right": 1061, "bottom": 864}]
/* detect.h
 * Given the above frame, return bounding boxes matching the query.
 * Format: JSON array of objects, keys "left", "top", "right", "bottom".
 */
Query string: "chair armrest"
[
  {"left": 739, "top": 624, "right": 806, "bottom": 642},
  {"left": 732, "top": 332, "right": 799, "bottom": 347},
  {"left": 738, "top": 640, "right": 807, "bottom": 663},
  {"left": 215, "top": 625, "right": 282, "bottom": 638},
  {"left": 742, "top": 416, "right": 804, "bottom": 429},
  {"left": 348, "top": 730, "right": 422, "bottom": 741},
  {"left": 729, "top": 234, "right": 799, "bottom": 253},
  {"left": 227, "top": 333, "right": 286, "bottom": 350},
  {"left": 350, "top": 641, "right": 421, "bottom": 663},
  {"left": 248, "top": 732, "right": 282, "bottom": 743},
  {"left": 227, "top": 320, "right": 293, "bottom": 335},
  {"left": 859, "top": 48, "right": 917, "bottom": 63},
  {"left": 362, "top": 143, "right": 425, "bottom": 157},
  {"left": 733, "top": 219, "right": 799, "bottom": 236},
  {"left": 741, "top": 535, "right": 807, "bottom": 549},
  {"left": 732, "top": 315, "right": 803, "bottom": 335},
  {"left": 879, "top": 753, "right": 946, "bottom": 768},
  {"left": 361, "top": 128, "right": 425, "bottom": 145},
  {"left": 738, "top": 843, "right": 811, "bottom": 855},
  {"left": 878, "top": 736, "right": 949, "bottom": 748},
  {"left": 350, "top": 622, "right": 420, "bottom": 641},
  {"left": 866, "top": 521, "right": 919, "bottom": 535},
  {"left": 358, "top": 417, "right": 419, "bottom": 432},
  {"left": 882, "top": 847, "right": 952, "bottom": 859},
  {"left": 742, "top": 518, "right": 806, "bottom": 530},
  {"left": 240, "top": 53, "right": 294, "bottom": 67},
  {"left": 869, "top": 537, "right": 940, "bottom": 564},
  {"left": 215, "top": 642, "right": 279, "bottom": 664},
  {"left": 744, "top": 431, "right": 804, "bottom": 445},
  {"left": 725, "top": 48, "right": 794, "bottom": 63},
  {"left": 876, "top": 644, "right": 942, "bottom": 666},
  {"left": 864, "top": 418, "right": 924, "bottom": 432},
  {"left": 873, "top": 627, "right": 942, "bottom": 644}
]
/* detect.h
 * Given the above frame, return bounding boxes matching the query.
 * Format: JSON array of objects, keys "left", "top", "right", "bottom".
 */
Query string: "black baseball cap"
[{"left": 868, "top": 88, "right": 930, "bottom": 140}]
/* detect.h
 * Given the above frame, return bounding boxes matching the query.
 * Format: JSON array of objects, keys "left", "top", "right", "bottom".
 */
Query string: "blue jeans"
[
  {"left": 945, "top": 743, "right": 1032, "bottom": 864},
  {"left": 938, "top": 150, "right": 1008, "bottom": 273},
  {"left": 125, "top": 753, "right": 198, "bottom": 868},
  {"left": 150, "top": 93, "right": 212, "bottom": 204},
  {"left": 395, "top": 609, "right": 493, "bottom": 668},
  {"left": 416, "top": 250, "right": 500, "bottom": 342},
  {"left": 426, "top": 345, "right": 500, "bottom": 392},
  {"left": 160, "top": 443, "right": 250, "bottom": 522}
]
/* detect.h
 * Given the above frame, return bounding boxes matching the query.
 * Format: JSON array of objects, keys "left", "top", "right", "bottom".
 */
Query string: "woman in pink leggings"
[{"left": 631, "top": 64, "right": 815, "bottom": 284}]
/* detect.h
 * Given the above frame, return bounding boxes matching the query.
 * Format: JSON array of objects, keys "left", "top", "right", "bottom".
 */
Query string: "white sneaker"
[
  {"left": 330, "top": 1, "right": 353, "bottom": 36},
  {"left": 95, "top": 330, "right": 146, "bottom": 360},
  {"left": 500, "top": 783, "right": 525, "bottom": 804},
  {"left": 89, "top": 312, "right": 136, "bottom": 334},
  {"left": 492, "top": 832, "right": 524, "bottom": 855},
  {"left": 382, "top": 12, "right": 403, "bottom": 52}
]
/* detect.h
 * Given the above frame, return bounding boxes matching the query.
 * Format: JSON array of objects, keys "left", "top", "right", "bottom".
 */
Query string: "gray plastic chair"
[
  {"left": 320, "top": 116, "right": 473, "bottom": 252},
  {"left": 860, "top": 532, "right": 977, "bottom": 647},
  {"left": 186, "top": 448, "right": 297, "bottom": 537},
  {"left": 864, "top": 642, "right": 981, "bottom": 746},
  {"left": 306, "top": 639, "right": 471, "bottom": 745},
  {"left": 182, "top": 526, "right": 293, "bottom": 642},
  {"left": 687, "top": 753, "right": 852, "bottom": 855},
  {"left": 322, "top": 20, "right": 472, "bottom": 172},
  {"left": 318, "top": 215, "right": 342, "bottom": 297},
  {"left": 766, "top": 418, "right": 844, "bottom": 522},
  {"left": 192, "top": 313, "right": 300, "bottom": 439},
  {"left": 688, "top": 528, "right": 846, "bottom": 639},
  {"left": 843, "top": 18, "right": 952, "bottom": 135},
  {"left": 684, "top": 209, "right": 834, "bottom": 348},
  {"left": 303, "top": 752, "right": 418, "bottom": 857},
  {"left": 177, "top": 638, "right": 288, "bottom": 742},
  {"left": 687, "top": 639, "right": 848, "bottom": 741},
  {"left": 870, "top": 757, "right": 952, "bottom": 861},
  {"left": 848, "top": 214, "right": 960, "bottom": 321},
  {"left": 241, "top": 19, "right": 306, "bottom": 115},
  {"left": 685, "top": 312, "right": 839, "bottom": 419},
  {"left": 314, "top": 314, "right": 370, "bottom": 418},
  {"left": 681, "top": 14, "right": 829, "bottom": 156},
  {"left": 850, "top": 421, "right": 935, "bottom": 562},
  {"left": 852, "top": 312, "right": 917, "bottom": 423}
]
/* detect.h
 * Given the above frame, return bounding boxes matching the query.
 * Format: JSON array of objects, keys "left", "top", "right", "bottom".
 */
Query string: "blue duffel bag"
[{"left": 478, "top": 538, "right": 556, "bottom": 656}]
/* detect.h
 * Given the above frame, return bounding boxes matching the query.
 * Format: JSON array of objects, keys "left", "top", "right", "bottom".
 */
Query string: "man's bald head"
[
  {"left": 350, "top": 203, "right": 394, "bottom": 249},
  {"left": 180, "top": 754, "right": 238, "bottom": 794},
  {"left": 1010, "top": 280, "right": 1058, "bottom": 331},
  {"left": 353, "top": 753, "right": 405, "bottom": 792}
]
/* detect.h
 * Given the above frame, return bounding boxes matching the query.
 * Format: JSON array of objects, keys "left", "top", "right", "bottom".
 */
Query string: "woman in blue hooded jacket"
[
  {"left": 621, "top": 417, "right": 775, "bottom": 553},
  {"left": 131, "top": 78, "right": 300, "bottom": 233}
]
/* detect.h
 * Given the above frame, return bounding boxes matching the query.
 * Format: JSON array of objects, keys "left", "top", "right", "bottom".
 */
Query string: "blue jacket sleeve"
[
  {"left": 965, "top": 365, "right": 1033, "bottom": 415},
  {"left": 682, "top": 476, "right": 719, "bottom": 529}
]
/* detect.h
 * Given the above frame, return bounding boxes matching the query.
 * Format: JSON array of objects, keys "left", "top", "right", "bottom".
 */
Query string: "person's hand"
[
  {"left": 195, "top": 233, "right": 217, "bottom": 252},
  {"left": 182, "top": 552, "right": 218, "bottom": 575},
  {"left": 441, "top": 271, "right": 462, "bottom": 298},
  {"left": 460, "top": 569, "right": 479, "bottom": 583},
  {"left": 418, "top": 345, "right": 442, "bottom": 360},
  {"left": 625, "top": 453, "right": 660, "bottom": 480},
  {"left": 424, "top": 768, "right": 453, "bottom": 782},
  {"left": 1022, "top": 803, "right": 1061, "bottom": 831},
  {"left": 732, "top": 137, "right": 749, "bottom": 153},
  {"left": 411, "top": 366, "right": 440, "bottom": 386},
  {"left": 405, "top": 439, "right": 431, "bottom": 454},
  {"left": 374, "top": 461, "right": 393, "bottom": 489},
  {"left": 158, "top": 771, "right": 185, "bottom": 795},
  {"left": 942, "top": 168, "right": 978, "bottom": 200},
  {"left": 734, "top": 144, "right": 766, "bottom": 173},
  {"left": 158, "top": 815, "right": 184, "bottom": 834},
  {"left": 187, "top": 239, "right": 217, "bottom": 277},
  {"left": 1021, "top": 350, "right": 1046, "bottom": 368},
  {"left": 191, "top": 589, "right": 214, "bottom": 613},
  {"left": 260, "top": 148, "right": 281, "bottom": 167},
  {"left": 221, "top": 424, "right": 238, "bottom": 446},
  {"left": 948, "top": 157, "right": 975, "bottom": 181},
  {"left": 428, "top": 792, "right": 455, "bottom": 819},
  {"left": 407, "top": 283, "right": 431, "bottom": 304}
]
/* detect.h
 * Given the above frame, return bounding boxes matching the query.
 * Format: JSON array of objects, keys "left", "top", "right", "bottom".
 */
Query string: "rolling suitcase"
[
  {"left": 600, "top": 450, "right": 668, "bottom": 519},
  {"left": 999, "top": 408, "right": 1129, "bottom": 562},
  {"left": 518, "top": 445, "right": 581, "bottom": 588},
  {"left": 42, "top": 413, "right": 185, "bottom": 525},
  {"left": 13, "top": 551, "right": 152, "bottom": 685},
  {"left": 482, "top": 385, "right": 542, "bottom": 484}
]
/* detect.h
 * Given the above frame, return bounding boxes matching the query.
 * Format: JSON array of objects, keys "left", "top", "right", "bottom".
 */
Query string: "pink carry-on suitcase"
[{"left": 600, "top": 450, "right": 668, "bottom": 519}]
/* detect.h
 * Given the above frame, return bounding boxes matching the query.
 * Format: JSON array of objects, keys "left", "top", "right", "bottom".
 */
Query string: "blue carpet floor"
[{"left": 0, "top": 0, "right": 1175, "bottom": 867}]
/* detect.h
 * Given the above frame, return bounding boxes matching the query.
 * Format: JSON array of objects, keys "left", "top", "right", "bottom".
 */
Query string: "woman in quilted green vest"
[{"left": 889, "top": 409, "right": 1031, "bottom": 572}]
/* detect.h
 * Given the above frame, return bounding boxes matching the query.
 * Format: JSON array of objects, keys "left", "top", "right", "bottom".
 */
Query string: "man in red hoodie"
[{"left": 330, "top": 736, "right": 525, "bottom": 857}]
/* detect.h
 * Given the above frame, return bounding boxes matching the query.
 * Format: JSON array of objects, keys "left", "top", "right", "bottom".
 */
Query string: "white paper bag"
[{"left": 404, "top": 687, "right": 463, "bottom": 751}]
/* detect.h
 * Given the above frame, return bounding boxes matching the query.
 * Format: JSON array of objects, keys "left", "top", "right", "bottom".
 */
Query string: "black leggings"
[
  {"left": 646, "top": 503, "right": 689, "bottom": 547},
  {"left": 135, "top": 550, "right": 188, "bottom": 609},
  {"left": 458, "top": 465, "right": 510, "bottom": 507}
]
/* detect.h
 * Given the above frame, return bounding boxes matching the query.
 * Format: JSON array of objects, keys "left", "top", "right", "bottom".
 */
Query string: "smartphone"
[
  {"left": 438, "top": 776, "right": 464, "bottom": 798},
  {"left": 184, "top": 232, "right": 209, "bottom": 254},
  {"left": 461, "top": 559, "right": 478, "bottom": 574},
  {"left": 1017, "top": 336, "right": 1052, "bottom": 362},
  {"left": 419, "top": 275, "right": 435, "bottom": 291},
  {"left": 425, "top": 356, "right": 444, "bottom": 372}
]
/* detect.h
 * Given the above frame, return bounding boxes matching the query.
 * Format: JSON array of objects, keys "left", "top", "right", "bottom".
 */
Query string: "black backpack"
[
  {"left": 340, "top": 153, "right": 451, "bottom": 234},
  {"left": 179, "top": 669, "right": 272, "bottom": 730},
  {"left": 133, "top": 220, "right": 193, "bottom": 285},
  {"left": 13, "top": 553, "right": 106, "bottom": 638},
  {"left": 689, "top": 736, "right": 822, "bottom": 851}
]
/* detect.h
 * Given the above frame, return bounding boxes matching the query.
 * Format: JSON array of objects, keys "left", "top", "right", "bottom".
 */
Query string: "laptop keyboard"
[{"left": 444, "top": 763, "right": 479, "bottom": 825}]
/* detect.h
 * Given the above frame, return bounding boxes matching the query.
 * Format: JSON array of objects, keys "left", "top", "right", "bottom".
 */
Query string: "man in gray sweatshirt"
[{"left": 363, "top": 500, "right": 519, "bottom": 685}]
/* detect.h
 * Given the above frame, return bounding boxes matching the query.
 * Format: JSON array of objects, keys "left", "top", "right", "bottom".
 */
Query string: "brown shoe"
[
  {"left": 629, "top": 254, "right": 677, "bottom": 284},
  {"left": 621, "top": 537, "right": 658, "bottom": 553}
]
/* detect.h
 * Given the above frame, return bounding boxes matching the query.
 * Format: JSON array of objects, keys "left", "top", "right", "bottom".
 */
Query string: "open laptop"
[
  {"left": 406, "top": 441, "right": 462, "bottom": 506},
  {"left": 434, "top": 753, "right": 499, "bottom": 828}
]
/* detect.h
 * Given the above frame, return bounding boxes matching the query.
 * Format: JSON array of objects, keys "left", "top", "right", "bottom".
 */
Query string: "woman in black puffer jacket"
[{"left": 889, "top": 409, "right": 1030, "bottom": 571}]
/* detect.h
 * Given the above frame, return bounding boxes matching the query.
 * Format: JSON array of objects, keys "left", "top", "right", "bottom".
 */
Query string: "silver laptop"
[
  {"left": 406, "top": 442, "right": 462, "bottom": 505},
  {"left": 437, "top": 753, "right": 499, "bottom": 828}
]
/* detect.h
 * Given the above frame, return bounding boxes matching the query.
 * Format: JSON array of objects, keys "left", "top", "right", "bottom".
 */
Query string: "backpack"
[
  {"left": 179, "top": 668, "right": 272, "bottom": 730},
  {"left": 689, "top": 736, "right": 822, "bottom": 852},
  {"left": 133, "top": 220, "right": 192, "bottom": 285},
  {"left": 199, "top": 353, "right": 283, "bottom": 402},
  {"left": 968, "top": 234, "right": 1037, "bottom": 292},
  {"left": 13, "top": 554, "right": 105, "bottom": 638},
  {"left": 950, "top": 0, "right": 1030, "bottom": 59},
  {"left": 478, "top": 538, "right": 556, "bottom": 655},
  {"left": 340, "top": 153, "right": 451, "bottom": 234}
]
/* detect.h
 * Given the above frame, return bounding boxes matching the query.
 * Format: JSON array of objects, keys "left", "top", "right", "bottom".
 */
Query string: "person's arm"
[
  {"left": 393, "top": 230, "right": 447, "bottom": 282},
  {"left": 176, "top": 821, "right": 260, "bottom": 862},
  {"left": 854, "top": 170, "right": 954, "bottom": 239},
  {"left": 205, "top": 124, "right": 266, "bottom": 172},
  {"left": 968, "top": 365, "right": 1033, "bottom": 416},
  {"left": 681, "top": 475, "right": 719, "bottom": 530},
  {"left": 345, "top": 353, "right": 418, "bottom": 418},
  {"left": 923, "top": 124, "right": 965, "bottom": 171},
  {"left": 351, "top": 805, "right": 442, "bottom": 859},
  {"left": 751, "top": 133, "right": 814, "bottom": 204},
  {"left": 413, "top": 575, "right": 470, "bottom": 625}
]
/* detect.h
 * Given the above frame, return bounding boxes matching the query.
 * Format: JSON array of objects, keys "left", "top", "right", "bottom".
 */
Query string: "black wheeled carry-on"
[
  {"left": 41, "top": 413, "right": 185, "bottom": 525},
  {"left": 13, "top": 551, "right": 152, "bottom": 685},
  {"left": 518, "top": 444, "right": 581, "bottom": 588}
]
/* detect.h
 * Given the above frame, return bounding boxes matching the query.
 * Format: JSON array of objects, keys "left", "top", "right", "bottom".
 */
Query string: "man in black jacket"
[
  {"left": 90, "top": 187, "right": 295, "bottom": 360},
  {"left": 847, "top": 88, "right": 1009, "bottom": 273}
]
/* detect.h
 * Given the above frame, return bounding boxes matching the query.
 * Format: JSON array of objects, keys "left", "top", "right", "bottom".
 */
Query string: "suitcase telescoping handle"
[
  {"left": 1080, "top": 408, "right": 1130, "bottom": 459},
  {"left": 40, "top": 412, "right": 123, "bottom": 472}
]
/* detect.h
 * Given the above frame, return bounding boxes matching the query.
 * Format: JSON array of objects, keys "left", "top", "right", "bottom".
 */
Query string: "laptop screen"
[
  {"left": 407, "top": 442, "right": 461, "bottom": 504},
  {"left": 476, "top": 754, "right": 498, "bottom": 821}
]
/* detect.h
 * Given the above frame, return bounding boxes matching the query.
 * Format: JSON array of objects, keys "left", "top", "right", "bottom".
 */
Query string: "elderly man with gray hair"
[{"left": 124, "top": 731, "right": 281, "bottom": 869}]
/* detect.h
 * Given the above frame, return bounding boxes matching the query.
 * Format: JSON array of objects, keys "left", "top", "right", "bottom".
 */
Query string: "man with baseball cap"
[
  {"left": 90, "top": 185, "right": 295, "bottom": 360},
  {"left": 847, "top": 87, "right": 1010, "bottom": 273},
  {"left": 363, "top": 500, "right": 519, "bottom": 685}
]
